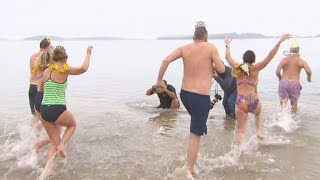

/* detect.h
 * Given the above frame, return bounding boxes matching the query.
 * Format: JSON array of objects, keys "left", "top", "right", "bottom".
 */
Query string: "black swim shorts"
[{"left": 180, "top": 89, "right": 211, "bottom": 136}]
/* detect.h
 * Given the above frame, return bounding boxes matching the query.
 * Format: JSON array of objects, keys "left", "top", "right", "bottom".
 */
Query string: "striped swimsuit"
[{"left": 40, "top": 71, "right": 68, "bottom": 123}]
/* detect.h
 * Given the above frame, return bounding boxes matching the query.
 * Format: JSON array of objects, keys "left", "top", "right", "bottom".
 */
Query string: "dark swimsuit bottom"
[
  {"left": 40, "top": 105, "right": 67, "bottom": 123},
  {"left": 34, "top": 91, "right": 43, "bottom": 113}
]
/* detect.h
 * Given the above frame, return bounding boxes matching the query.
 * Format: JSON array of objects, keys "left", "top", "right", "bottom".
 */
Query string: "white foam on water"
[
  {"left": 0, "top": 116, "right": 50, "bottom": 179},
  {"left": 196, "top": 135, "right": 259, "bottom": 176},
  {"left": 258, "top": 135, "right": 291, "bottom": 146},
  {"left": 265, "top": 108, "right": 299, "bottom": 133},
  {"left": 171, "top": 165, "right": 195, "bottom": 180}
]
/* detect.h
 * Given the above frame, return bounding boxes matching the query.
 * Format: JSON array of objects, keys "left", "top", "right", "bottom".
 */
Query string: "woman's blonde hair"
[{"left": 36, "top": 50, "right": 52, "bottom": 71}]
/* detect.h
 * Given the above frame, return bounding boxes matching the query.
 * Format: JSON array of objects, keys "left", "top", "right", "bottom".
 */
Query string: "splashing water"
[{"left": 266, "top": 108, "right": 299, "bottom": 133}]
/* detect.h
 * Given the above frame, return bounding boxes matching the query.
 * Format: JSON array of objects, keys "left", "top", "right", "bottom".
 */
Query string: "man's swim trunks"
[
  {"left": 180, "top": 89, "right": 211, "bottom": 136},
  {"left": 278, "top": 80, "right": 302, "bottom": 103}
]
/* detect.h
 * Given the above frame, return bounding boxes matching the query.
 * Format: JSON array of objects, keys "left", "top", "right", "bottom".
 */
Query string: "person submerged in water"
[
  {"left": 225, "top": 34, "right": 290, "bottom": 146},
  {"left": 146, "top": 80, "right": 180, "bottom": 109},
  {"left": 276, "top": 39, "right": 312, "bottom": 113}
]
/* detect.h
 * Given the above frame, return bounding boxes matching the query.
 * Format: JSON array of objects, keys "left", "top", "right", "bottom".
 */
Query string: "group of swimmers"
[
  {"left": 28, "top": 38, "right": 93, "bottom": 173},
  {"left": 27, "top": 21, "right": 312, "bottom": 177},
  {"left": 156, "top": 21, "right": 312, "bottom": 176}
]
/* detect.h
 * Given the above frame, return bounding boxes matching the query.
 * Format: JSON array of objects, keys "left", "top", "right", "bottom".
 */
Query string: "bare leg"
[
  {"left": 41, "top": 120, "right": 61, "bottom": 173},
  {"left": 291, "top": 100, "right": 298, "bottom": 113},
  {"left": 186, "top": 133, "right": 200, "bottom": 175},
  {"left": 55, "top": 110, "right": 76, "bottom": 158},
  {"left": 280, "top": 98, "right": 288, "bottom": 111},
  {"left": 34, "top": 136, "right": 51, "bottom": 154},
  {"left": 254, "top": 102, "right": 263, "bottom": 139},
  {"left": 32, "top": 110, "right": 42, "bottom": 135},
  {"left": 235, "top": 107, "right": 248, "bottom": 146},
  {"left": 255, "top": 112, "right": 264, "bottom": 139},
  {"left": 170, "top": 98, "right": 180, "bottom": 109}
]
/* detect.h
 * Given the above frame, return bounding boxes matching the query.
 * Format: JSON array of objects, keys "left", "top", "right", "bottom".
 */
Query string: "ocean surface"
[{"left": 0, "top": 38, "right": 319, "bottom": 180}]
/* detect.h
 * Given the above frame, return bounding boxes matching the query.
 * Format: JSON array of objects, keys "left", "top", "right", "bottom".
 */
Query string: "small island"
[
  {"left": 158, "top": 32, "right": 274, "bottom": 40},
  {"left": 24, "top": 35, "right": 127, "bottom": 41}
]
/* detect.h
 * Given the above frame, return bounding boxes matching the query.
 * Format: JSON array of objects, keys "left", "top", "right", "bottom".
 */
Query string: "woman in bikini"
[
  {"left": 224, "top": 34, "right": 290, "bottom": 146},
  {"left": 39, "top": 45, "right": 93, "bottom": 173}
]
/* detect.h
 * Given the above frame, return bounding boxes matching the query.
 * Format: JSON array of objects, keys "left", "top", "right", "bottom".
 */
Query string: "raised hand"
[
  {"left": 279, "top": 33, "right": 291, "bottom": 43},
  {"left": 224, "top": 35, "right": 232, "bottom": 46},
  {"left": 87, "top": 46, "right": 93, "bottom": 55}
]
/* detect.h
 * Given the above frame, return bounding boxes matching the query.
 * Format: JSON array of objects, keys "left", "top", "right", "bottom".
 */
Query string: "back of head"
[
  {"left": 52, "top": 46, "right": 67, "bottom": 62},
  {"left": 290, "top": 38, "right": 300, "bottom": 54},
  {"left": 37, "top": 50, "right": 52, "bottom": 71},
  {"left": 193, "top": 21, "right": 208, "bottom": 40},
  {"left": 40, "top": 37, "right": 51, "bottom": 49},
  {"left": 162, "top": 80, "right": 167, "bottom": 86},
  {"left": 243, "top": 50, "right": 256, "bottom": 64}
]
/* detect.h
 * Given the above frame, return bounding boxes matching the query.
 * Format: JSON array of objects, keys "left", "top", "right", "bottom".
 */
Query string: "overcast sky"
[{"left": 1, "top": 0, "right": 319, "bottom": 39}]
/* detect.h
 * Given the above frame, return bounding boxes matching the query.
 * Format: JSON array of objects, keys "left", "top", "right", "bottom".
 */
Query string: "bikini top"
[{"left": 237, "top": 77, "right": 257, "bottom": 88}]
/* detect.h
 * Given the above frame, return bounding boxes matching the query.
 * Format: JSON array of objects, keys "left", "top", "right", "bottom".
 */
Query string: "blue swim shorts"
[{"left": 180, "top": 89, "right": 211, "bottom": 136}]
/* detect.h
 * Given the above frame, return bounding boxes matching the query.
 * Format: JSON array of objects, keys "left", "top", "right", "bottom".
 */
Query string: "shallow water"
[{"left": 0, "top": 39, "right": 319, "bottom": 179}]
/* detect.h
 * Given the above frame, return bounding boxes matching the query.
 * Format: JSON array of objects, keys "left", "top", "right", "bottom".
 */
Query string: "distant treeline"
[
  {"left": 24, "top": 35, "right": 126, "bottom": 41},
  {"left": 158, "top": 33, "right": 274, "bottom": 40},
  {"left": 1, "top": 33, "right": 318, "bottom": 41},
  {"left": 158, "top": 33, "right": 319, "bottom": 40}
]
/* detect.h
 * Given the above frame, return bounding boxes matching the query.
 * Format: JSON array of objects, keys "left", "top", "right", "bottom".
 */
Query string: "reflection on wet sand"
[
  {"left": 149, "top": 110, "right": 178, "bottom": 135},
  {"left": 223, "top": 115, "right": 236, "bottom": 132}
]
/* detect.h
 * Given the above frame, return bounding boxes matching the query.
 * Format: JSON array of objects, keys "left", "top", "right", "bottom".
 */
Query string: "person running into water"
[
  {"left": 276, "top": 39, "right": 312, "bottom": 113},
  {"left": 156, "top": 21, "right": 225, "bottom": 176},
  {"left": 29, "top": 38, "right": 51, "bottom": 116},
  {"left": 225, "top": 34, "right": 290, "bottom": 146},
  {"left": 33, "top": 49, "right": 55, "bottom": 153},
  {"left": 39, "top": 45, "right": 93, "bottom": 173}
]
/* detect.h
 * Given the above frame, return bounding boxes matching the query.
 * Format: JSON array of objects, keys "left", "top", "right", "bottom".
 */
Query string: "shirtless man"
[
  {"left": 276, "top": 39, "right": 312, "bottom": 113},
  {"left": 29, "top": 37, "right": 51, "bottom": 115},
  {"left": 156, "top": 21, "right": 225, "bottom": 175}
]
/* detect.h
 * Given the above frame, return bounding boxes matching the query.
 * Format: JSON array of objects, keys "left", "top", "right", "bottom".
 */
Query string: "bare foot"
[
  {"left": 185, "top": 163, "right": 195, "bottom": 178},
  {"left": 58, "top": 144, "right": 67, "bottom": 158},
  {"left": 257, "top": 134, "right": 264, "bottom": 140}
]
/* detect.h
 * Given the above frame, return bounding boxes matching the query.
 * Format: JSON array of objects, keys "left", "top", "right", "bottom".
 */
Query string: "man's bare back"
[
  {"left": 180, "top": 41, "right": 224, "bottom": 95},
  {"left": 276, "top": 55, "right": 312, "bottom": 82}
]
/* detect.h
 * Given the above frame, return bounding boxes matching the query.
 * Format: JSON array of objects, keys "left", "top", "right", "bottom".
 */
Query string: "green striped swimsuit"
[{"left": 42, "top": 71, "right": 68, "bottom": 105}]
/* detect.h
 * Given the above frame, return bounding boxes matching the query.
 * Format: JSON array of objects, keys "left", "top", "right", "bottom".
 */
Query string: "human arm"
[
  {"left": 224, "top": 36, "right": 239, "bottom": 68},
  {"left": 146, "top": 85, "right": 157, "bottom": 95},
  {"left": 254, "top": 34, "right": 290, "bottom": 71},
  {"left": 302, "top": 60, "right": 312, "bottom": 82},
  {"left": 29, "top": 56, "right": 33, "bottom": 74},
  {"left": 68, "top": 46, "right": 93, "bottom": 75},
  {"left": 161, "top": 85, "right": 177, "bottom": 99},
  {"left": 213, "top": 70, "right": 232, "bottom": 91},
  {"left": 276, "top": 60, "right": 284, "bottom": 81},
  {"left": 213, "top": 71, "right": 224, "bottom": 85},
  {"left": 157, "top": 47, "right": 182, "bottom": 85},
  {"left": 211, "top": 46, "right": 225, "bottom": 73}
]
